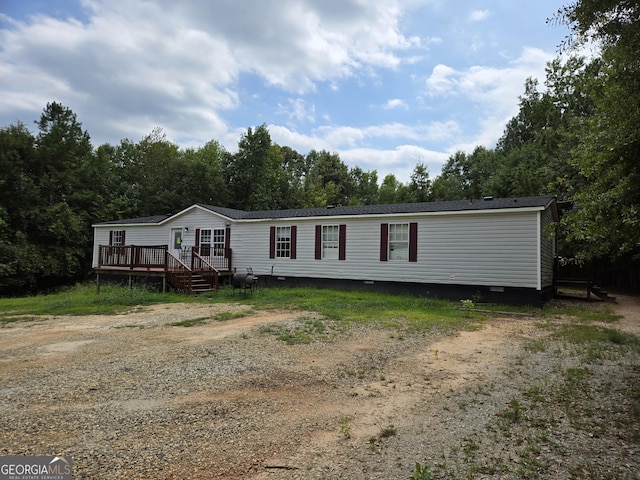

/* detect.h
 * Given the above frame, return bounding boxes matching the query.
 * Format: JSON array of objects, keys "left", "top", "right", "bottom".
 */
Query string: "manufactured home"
[{"left": 92, "top": 195, "right": 558, "bottom": 305}]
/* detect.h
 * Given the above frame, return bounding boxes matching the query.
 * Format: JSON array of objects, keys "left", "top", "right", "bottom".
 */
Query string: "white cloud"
[
  {"left": 339, "top": 146, "right": 449, "bottom": 181},
  {"left": 424, "top": 64, "right": 458, "bottom": 96},
  {"left": 382, "top": 98, "right": 409, "bottom": 110},
  {"left": 265, "top": 121, "right": 458, "bottom": 182},
  {"left": 0, "top": 0, "right": 426, "bottom": 145},
  {"left": 0, "top": 0, "right": 570, "bottom": 183},
  {"left": 469, "top": 10, "right": 490, "bottom": 22},
  {"left": 277, "top": 98, "right": 317, "bottom": 123},
  {"left": 424, "top": 47, "right": 553, "bottom": 150}
]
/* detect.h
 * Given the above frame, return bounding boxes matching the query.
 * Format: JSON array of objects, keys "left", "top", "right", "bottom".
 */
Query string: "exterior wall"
[
  {"left": 539, "top": 207, "right": 556, "bottom": 288},
  {"left": 93, "top": 204, "right": 553, "bottom": 294},
  {"left": 92, "top": 207, "right": 229, "bottom": 267},
  {"left": 231, "top": 209, "right": 542, "bottom": 289}
]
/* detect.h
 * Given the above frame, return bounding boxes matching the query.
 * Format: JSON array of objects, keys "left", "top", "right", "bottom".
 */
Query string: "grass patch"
[
  {"left": 213, "top": 311, "right": 251, "bottom": 322},
  {"left": 170, "top": 317, "right": 210, "bottom": 327},
  {"left": 0, "top": 283, "right": 190, "bottom": 321},
  {"left": 260, "top": 316, "right": 334, "bottom": 345},
  {"left": 1, "top": 283, "right": 626, "bottom": 341},
  {"left": 170, "top": 311, "right": 250, "bottom": 327},
  {"left": 0, "top": 315, "right": 42, "bottom": 326},
  {"left": 216, "top": 286, "right": 488, "bottom": 334},
  {"left": 552, "top": 323, "right": 639, "bottom": 346},
  {"left": 543, "top": 301, "right": 622, "bottom": 323}
]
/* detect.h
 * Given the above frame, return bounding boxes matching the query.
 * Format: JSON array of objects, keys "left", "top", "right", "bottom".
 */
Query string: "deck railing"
[
  {"left": 98, "top": 245, "right": 228, "bottom": 294},
  {"left": 98, "top": 245, "right": 167, "bottom": 269},
  {"left": 166, "top": 251, "right": 192, "bottom": 293},
  {"left": 191, "top": 246, "right": 232, "bottom": 271},
  {"left": 192, "top": 250, "right": 219, "bottom": 292}
]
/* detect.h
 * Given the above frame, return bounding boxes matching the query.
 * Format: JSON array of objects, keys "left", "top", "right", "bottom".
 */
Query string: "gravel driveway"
[{"left": 1, "top": 297, "right": 639, "bottom": 479}]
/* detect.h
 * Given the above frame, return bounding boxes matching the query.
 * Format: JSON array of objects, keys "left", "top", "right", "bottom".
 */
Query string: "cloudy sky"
[{"left": 0, "top": 0, "right": 569, "bottom": 182}]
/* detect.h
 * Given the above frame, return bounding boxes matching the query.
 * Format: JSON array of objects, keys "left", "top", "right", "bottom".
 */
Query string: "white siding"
[
  {"left": 93, "top": 204, "right": 550, "bottom": 290},
  {"left": 539, "top": 207, "right": 556, "bottom": 288},
  {"left": 231, "top": 210, "right": 541, "bottom": 288},
  {"left": 92, "top": 207, "right": 229, "bottom": 267}
]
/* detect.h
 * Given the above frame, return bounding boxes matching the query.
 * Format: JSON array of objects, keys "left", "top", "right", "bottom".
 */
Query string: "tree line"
[{"left": 1, "top": 0, "right": 638, "bottom": 294}]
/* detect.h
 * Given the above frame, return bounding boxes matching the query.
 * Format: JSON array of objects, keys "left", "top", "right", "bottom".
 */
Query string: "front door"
[{"left": 171, "top": 228, "right": 184, "bottom": 260}]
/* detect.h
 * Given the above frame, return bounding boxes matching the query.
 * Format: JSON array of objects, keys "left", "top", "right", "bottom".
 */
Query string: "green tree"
[
  {"left": 431, "top": 147, "right": 497, "bottom": 201},
  {"left": 0, "top": 103, "right": 100, "bottom": 292},
  {"left": 275, "top": 144, "right": 307, "bottom": 208},
  {"left": 378, "top": 174, "right": 404, "bottom": 204},
  {"left": 131, "top": 128, "right": 183, "bottom": 216},
  {"left": 304, "top": 150, "right": 353, "bottom": 206},
  {"left": 224, "top": 124, "right": 280, "bottom": 210},
  {"left": 0, "top": 122, "right": 37, "bottom": 292},
  {"left": 349, "top": 167, "right": 379, "bottom": 205},
  {"left": 34, "top": 102, "right": 98, "bottom": 289},
  {"left": 95, "top": 141, "right": 141, "bottom": 220},
  {"left": 407, "top": 163, "right": 432, "bottom": 202},
  {"left": 180, "top": 140, "right": 229, "bottom": 207},
  {"left": 553, "top": 1, "right": 640, "bottom": 260}
]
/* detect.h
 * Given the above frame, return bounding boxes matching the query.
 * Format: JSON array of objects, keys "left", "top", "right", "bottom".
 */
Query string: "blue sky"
[{"left": 0, "top": 0, "right": 570, "bottom": 182}]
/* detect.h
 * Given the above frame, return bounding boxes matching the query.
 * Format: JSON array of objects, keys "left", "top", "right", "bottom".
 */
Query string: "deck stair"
[
  {"left": 191, "top": 273, "right": 216, "bottom": 294},
  {"left": 554, "top": 257, "right": 613, "bottom": 301},
  {"left": 96, "top": 245, "right": 227, "bottom": 294}
]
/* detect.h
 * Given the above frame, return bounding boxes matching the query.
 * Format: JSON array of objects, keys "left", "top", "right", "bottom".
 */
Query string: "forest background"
[{"left": 0, "top": 0, "right": 638, "bottom": 294}]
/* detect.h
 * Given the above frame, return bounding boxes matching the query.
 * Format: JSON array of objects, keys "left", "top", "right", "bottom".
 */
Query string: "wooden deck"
[
  {"left": 554, "top": 257, "right": 611, "bottom": 301},
  {"left": 96, "top": 245, "right": 232, "bottom": 294}
]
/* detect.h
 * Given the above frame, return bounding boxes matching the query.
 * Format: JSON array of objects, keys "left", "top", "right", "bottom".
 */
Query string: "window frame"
[
  {"left": 388, "top": 223, "right": 409, "bottom": 261},
  {"left": 380, "top": 222, "right": 418, "bottom": 262},
  {"left": 212, "top": 228, "right": 225, "bottom": 256},
  {"left": 276, "top": 226, "right": 291, "bottom": 259},
  {"left": 270, "top": 225, "right": 296, "bottom": 259},
  {"left": 110, "top": 230, "right": 125, "bottom": 246},
  {"left": 322, "top": 225, "right": 340, "bottom": 259}
]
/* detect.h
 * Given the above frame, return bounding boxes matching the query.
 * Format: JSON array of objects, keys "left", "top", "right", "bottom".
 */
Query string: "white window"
[
  {"left": 200, "top": 229, "right": 212, "bottom": 255},
  {"left": 200, "top": 229, "right": 212, "bottom": 246},
  {"left": 322, "top": 225, "right": 339, "bottom": 259},
  {"left": 276, "top": 226, "right": 291, "bottom": 258},
  {"left": 388, "top": 223, "right": 409, "bottom": 261},
  {"left": 111, "top": 230, "right": 125, "bottom": 246},
  {"left": 213, "top": 228, "right": 225, "bottom": 256}
]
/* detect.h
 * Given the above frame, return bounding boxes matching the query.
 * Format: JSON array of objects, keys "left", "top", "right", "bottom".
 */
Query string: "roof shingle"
[{"left": 94, "top": 196, "right": 556, "bottom": 225}]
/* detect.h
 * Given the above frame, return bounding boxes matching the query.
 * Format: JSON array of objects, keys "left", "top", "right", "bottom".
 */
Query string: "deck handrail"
[
  {"left": 166, "top": 251, "right": 193, "bottom": 294},
  {"left": 98, "top": 245, "right": 167, "bottom": 269},
  {"left": 192, "top": 250, "right": 219, "bottom": 292},
  {"left": 191, "top": 246, "right": 232, "bottom": 271}
]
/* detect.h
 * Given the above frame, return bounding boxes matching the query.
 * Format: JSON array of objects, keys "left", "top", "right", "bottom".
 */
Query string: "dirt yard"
[{"left": 1, "top": 295, "right": 639, "bottom": 479}]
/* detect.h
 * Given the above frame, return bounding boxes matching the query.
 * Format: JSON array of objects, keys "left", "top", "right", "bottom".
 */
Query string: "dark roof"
[
  {"left": 198, "top": 196, "right": 556, "bottom": 220},
  {"left": 95, "top": 214, "right": 173, "bottom": 225},
  {"left": 94, "top": 196, "right": 555, "bottom": 225}
]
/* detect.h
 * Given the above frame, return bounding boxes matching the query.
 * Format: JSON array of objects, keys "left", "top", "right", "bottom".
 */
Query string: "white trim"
[
  {"left": 237, "top": 206, "right": 547, "bottom": 223},
  {"left": 536, "top": 211, "right": 541, "bottom": 291}
]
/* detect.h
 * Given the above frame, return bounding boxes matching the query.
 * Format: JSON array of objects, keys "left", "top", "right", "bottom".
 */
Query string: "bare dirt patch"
[{"left": 1, "top": 296, "right": 638, "bottom": 479}]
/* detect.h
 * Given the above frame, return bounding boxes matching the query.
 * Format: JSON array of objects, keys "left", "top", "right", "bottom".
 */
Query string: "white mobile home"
[{"left": 92, "top": 195, "right": 558, "bottom": 304}]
